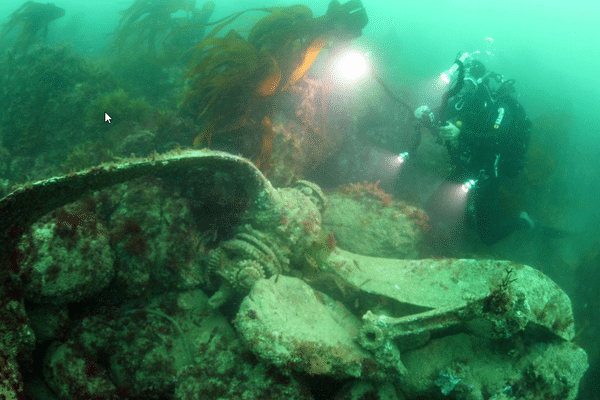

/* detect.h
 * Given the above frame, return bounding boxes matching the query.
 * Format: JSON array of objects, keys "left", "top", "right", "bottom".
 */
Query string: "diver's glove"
[
  {"left": 439, "top": 121, "right": 461, "bottom": 144},
  {"left": 414, "top": 105, "right": 434, "bottom": 123}
]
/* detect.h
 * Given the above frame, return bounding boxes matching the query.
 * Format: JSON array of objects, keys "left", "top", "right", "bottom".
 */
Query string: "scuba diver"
[{"left": 414, "top": 53, "right": 535, "bottom": 246}]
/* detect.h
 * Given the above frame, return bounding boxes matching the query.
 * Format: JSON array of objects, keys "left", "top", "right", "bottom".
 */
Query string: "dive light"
[
  {"left": 441, "top": 52, "right": 470, "bottom": 84},
  {"left": 461, "top": 178, "right": 477, "bottom": 193},
  {"left": 397, "top": 152, "right": 409, "bottom": 163}
]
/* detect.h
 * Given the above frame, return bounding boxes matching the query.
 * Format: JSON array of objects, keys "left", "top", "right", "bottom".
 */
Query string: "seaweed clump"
[
  {"left": 0, "top": 1, "right": 65, "bottom": 51},
  {"left": 0, "top": 44, "right": 116, "bottom": 181},
  {"left": 183, "top": 0, "right": 368, "bottom": 174}
]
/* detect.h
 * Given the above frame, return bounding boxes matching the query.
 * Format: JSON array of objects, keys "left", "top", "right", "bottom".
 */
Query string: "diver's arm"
[
  {"left": 414, "top": 105, "right": 444, "bottom": 142},
  {"left": 439, "top": 121, "right": 460, "bottom": 142},
  {"left": 414, "top": 105, "right": 435, "bottom": 125}
]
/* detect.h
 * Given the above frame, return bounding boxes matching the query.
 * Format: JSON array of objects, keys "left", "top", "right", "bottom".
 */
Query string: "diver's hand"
[
  {"left": 414, "top": 105, "right": 434, "bottom": 122},
  {"left": 439, "top": 122, "right": 460, "bottom": 143}
]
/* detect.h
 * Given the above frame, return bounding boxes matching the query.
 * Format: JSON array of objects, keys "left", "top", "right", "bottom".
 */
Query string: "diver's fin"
[
  {"left": 520, "top": 212, "right": 579, "bottom": 238},
  {"left": 537, "top": 225, "right": 580, "bottom": 239}
]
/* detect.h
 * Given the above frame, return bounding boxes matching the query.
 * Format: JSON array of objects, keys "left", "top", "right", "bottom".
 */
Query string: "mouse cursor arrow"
[{"left": 104, "top": 112, "right": 112, "bottom": 123}]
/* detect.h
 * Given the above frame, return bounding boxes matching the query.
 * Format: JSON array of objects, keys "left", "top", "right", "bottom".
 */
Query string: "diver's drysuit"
[{"left": 425, "top": 57, "right": 533, "bottom": 245}]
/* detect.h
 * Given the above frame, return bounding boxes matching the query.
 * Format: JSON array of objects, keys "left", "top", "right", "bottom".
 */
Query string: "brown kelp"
[
  {"left": 165, "top": 1, "right": 215, "bottom": 54},
  {"left": 0, "top": 1, "right": 65, "bottom": 50},
  {"left": 113, "top": 0, "right": 215, "bottom": 60},
  {"left": 184, "top": 0, "right": 368, "bottom": 173}
]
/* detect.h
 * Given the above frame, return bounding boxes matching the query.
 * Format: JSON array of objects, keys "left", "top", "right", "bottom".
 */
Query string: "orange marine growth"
[
  {"left": 281, "top": 35, "right": 328, "bottom": 91},
  {"left": 256, "top": 55, "right": 282, "bottom": 96},
  {"left": 254, "top": 116, "right": 277, "bottom": 174}
]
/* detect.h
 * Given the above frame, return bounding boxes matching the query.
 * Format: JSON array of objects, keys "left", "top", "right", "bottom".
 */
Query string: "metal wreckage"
[{"left": 0, "top": 150, "right": 588, "bottom": 399}]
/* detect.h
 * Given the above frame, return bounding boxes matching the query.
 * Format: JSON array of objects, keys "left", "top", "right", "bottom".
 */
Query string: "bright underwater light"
[
  {"left": 326, "top": 49, "right": 371, "bottom": 87},
  {"left": 440, "top": 71, "right": 451, "bottom": 85},
  {"left": 439, "top": 52, "right": 471, "bottom": 87},
  {"left": 378, "top": 149, "right": 407, "bottom": 178},
  {"left": 461, "top": 178, "right": 477, "bottom": 193},
  {"left": 335, "top": 50, "right": 369, "bottom": 81},
  {"left": 396, "top": 152, "right": 409, "bottom": 164}
]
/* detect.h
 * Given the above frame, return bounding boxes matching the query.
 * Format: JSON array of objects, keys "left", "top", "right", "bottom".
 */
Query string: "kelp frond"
[
  {"left": 117, "top": 0, "right": 195, "bottom": 30},
  {"left": 183, "top": 1, "right": 369, "bottom": 172},
  {"left": 113, "top": 0, "right": 214, "bottom": 59},
  {"left": 281, "top": 35, "right": 328, "bottom": 91},
  {"left": 184, "top": 29, "right": 262, "bottom": 117},
  {"left": 115, "top": 0, "right": 194, "bottom": 52},
  {"left": 0, "top": 1, "right": 65, "bottom": 49},
  {"left": 184, "top": 4, "right": 323, "bottom": 122},
  {"left": 247, "top": 5, "right": 313, "bottom": 49}
]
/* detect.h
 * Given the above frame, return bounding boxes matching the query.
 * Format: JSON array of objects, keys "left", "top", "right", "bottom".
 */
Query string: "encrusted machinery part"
[
  {"left": 322, "top": 248, "right": 583, "bottom": 384},
  {"left": 322, "top": 250, "right": 588, "bottom": 399},
  {"left": 358, "top": 307, "right": 471, "bottom": 353},
  {"left": 225, "top": 225, "right": 289, "bottom": 276},
  {"left": 0, "top": 150, "right": 277, "bottom": 284},
  {"left": 205, "top": 182, "right": 325, "bottom": 305},
  {"left": 0, "top": 150, "right": 285, "bottom": 395},
  {"left": 233, "top": 260, "right": 266, "bottom": 290},
  {"left": 0, "top": 146, "right": 328, "bottom": 309},
  {"left": 206, "top": 224, "right": 289, "bottom": 297},
  {"left": 328, "top": 249, "right": 576, "bottom": 343},
  {"left": 203, "top": 177, "right": 327, "bottom": 306},
  {"left": 293, "top": 179, "right": 328, "bottom": 213}
]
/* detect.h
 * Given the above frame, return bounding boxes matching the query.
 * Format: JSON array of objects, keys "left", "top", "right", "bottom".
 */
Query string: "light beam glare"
[
  {"left": 326, "top": 48, "right": 371, "bottom": 89},
  {"left": 336, "top": 50, "right": 368, "bottom": 81}
]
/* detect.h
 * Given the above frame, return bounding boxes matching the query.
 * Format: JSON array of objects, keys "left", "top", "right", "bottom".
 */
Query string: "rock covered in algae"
[
  {"left": 332, "top": 381, "right": 402, "bottom": 400},
  {"left": 43, "top": 341, "right": 119, "bottom": 400},
  {"left": 45, "top": 289, "right": 219, "bottom": 398},
  {"left": 0, "top": 297, "right": 36, "bottom": 399},
  {"left": 107, "top": 178, "right": 204, "bottom": 296},
  {"left": 17, "top": 199, "right": 114, "bottom": 305},
  {"left": 26, "top": 304, "right": 70, "bottom": 343},
  {"left": 0, "top": 150, "right": 277, "bottom": 398},
  {"left": 15, "top": 175, "right": 205, "bottom": 306},
  {"left": 324, "top": 189, "right": 428, "bottom": 259},
  {"left": 174, "top": 340, "right": 312, "bottom": 400},
  {"left": 400, "top": 333, "right": 588, "bottom": 400},
  {"left": 235, "top": 275, "right": 388, "bottom": 379},
  {"left": 42, "top": 286, "right": 313, "bottom": 399}
]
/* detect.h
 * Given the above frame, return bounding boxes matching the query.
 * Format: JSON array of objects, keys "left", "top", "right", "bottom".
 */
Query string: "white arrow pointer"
[{"left": 104, "top": 112, "right": 112, "bottom": 123}]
